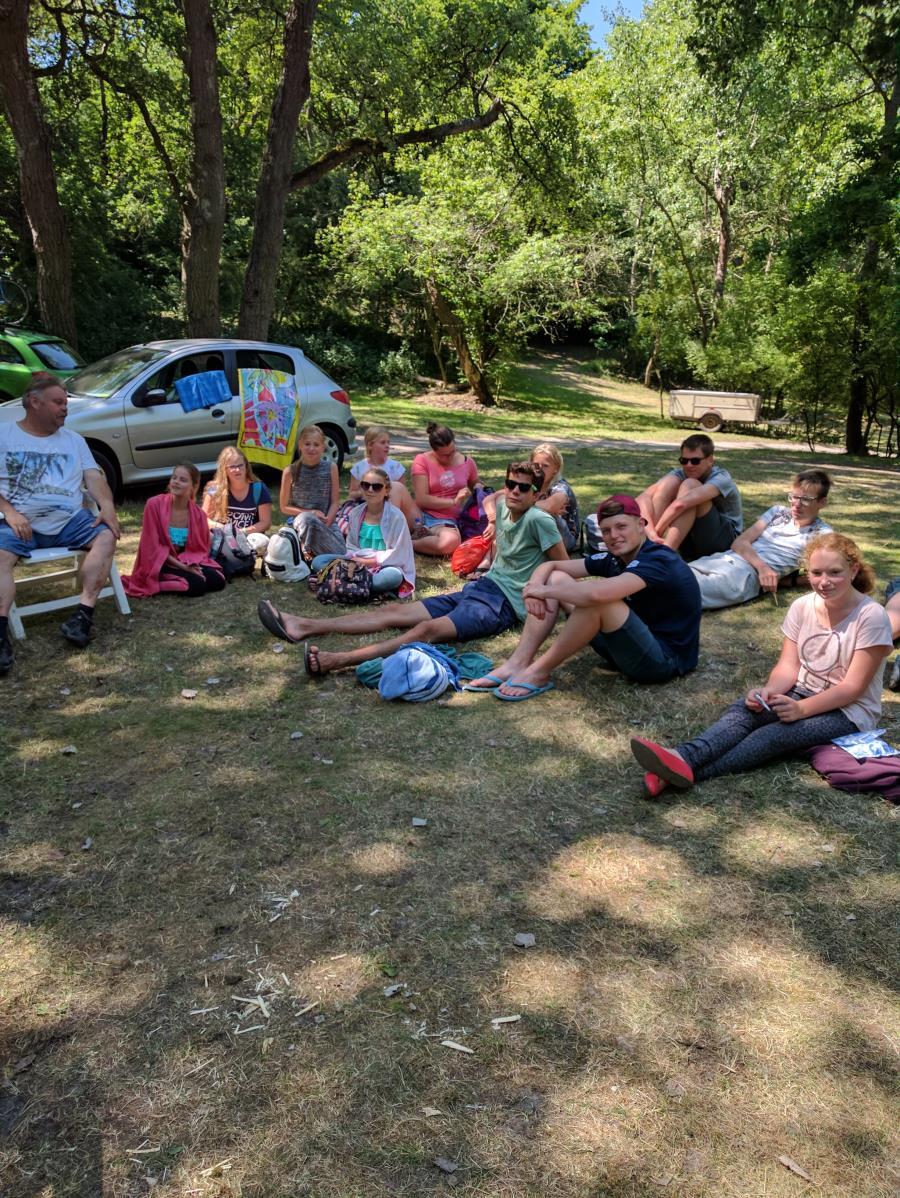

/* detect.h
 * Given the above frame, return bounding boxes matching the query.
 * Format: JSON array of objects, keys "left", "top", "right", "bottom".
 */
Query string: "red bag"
[{"left": 450, "top": 534, "right": 493, "bottom": 577}]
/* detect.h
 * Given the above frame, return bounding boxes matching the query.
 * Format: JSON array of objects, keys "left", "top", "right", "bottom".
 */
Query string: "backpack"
[
  {"left": 457, "top": 484, "right": 494, "bottom": 542},
  {"left": 210, "top": 525, "right": 256, "bottom": 580},
  {"left": 263, "top": 527, "right": 311, "bottom": 583},
  {"left": 308, "top": 557, "right": 373, "bottom": 604},
  {"left": 378, "top": 644, "right": 458, "bottom": 702}
]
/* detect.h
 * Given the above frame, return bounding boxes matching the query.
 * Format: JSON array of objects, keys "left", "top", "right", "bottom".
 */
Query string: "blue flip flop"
[
  {"left": 494, "top": 680, "right": 556, "bottom": 702},
  {"left": 462, "top": 674, "right": 505, "bottom": 692}
]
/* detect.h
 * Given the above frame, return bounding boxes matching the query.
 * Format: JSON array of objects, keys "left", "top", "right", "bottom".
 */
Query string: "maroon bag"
[{"left": 806, "top": 744, "right": 900, "bottom": 803}]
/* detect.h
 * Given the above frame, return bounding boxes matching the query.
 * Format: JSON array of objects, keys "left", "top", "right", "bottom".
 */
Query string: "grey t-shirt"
[
  {"left": 753, "top": 505, "right": 831, "bottom": 573},
  {"left": 668, "top": 463, "right": 742, "bottom": 535}
]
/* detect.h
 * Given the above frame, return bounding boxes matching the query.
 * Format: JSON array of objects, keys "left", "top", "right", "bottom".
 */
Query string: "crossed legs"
[{"left": 649, "top": 476, "right": 711, "bottom": 551}]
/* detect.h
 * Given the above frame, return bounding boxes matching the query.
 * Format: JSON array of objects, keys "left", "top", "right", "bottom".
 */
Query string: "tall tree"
[{"left": 0, "top": 0, "right": 77, "bottom": 344}]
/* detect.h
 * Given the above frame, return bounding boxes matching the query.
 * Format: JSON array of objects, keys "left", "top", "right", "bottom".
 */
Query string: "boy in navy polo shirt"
[{"left": 466, "top": 494, "right": 701, "bottom": 700}]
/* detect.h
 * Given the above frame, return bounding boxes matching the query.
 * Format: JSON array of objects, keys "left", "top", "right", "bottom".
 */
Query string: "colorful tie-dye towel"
[{"left": 237, "top": 368, "right": 300, "bottom": 468}]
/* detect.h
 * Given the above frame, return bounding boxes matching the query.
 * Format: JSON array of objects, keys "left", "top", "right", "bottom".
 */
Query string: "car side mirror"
[{"left": 135, "top": 388, "right": 167, "bottom": 408}]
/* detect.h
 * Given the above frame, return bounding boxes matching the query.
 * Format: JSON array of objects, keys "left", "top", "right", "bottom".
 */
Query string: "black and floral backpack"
[{"left": 308, "top": 558, "right": 373, "bottom": 604}]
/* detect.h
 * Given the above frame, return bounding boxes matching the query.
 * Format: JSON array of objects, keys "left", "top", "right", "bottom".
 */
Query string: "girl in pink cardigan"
[{"left": 123, "top": 462, "right": 226, "bottom": 598}]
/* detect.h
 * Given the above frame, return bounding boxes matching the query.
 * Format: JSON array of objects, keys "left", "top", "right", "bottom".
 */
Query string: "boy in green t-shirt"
[{"left": 257, "top": 462, "right": 567, "bottom": 676}]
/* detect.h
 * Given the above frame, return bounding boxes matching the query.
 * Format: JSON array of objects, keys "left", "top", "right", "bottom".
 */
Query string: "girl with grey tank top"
[{"left": 279, "top": 425, "right": 345, "bottom": 560}]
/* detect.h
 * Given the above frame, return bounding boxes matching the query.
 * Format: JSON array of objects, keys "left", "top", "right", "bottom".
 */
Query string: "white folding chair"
[{"left": 7, "top": 546, "right": 131, "bottom": 640}]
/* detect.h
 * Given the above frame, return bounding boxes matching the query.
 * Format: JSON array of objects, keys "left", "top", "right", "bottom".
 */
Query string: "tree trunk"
[
  {"left": 711, "top": 162, "right": 734, "bottom": 320},
  {"left": 180, "top": 0, "right": 225, "bottom": 337},
  {"left": 0, "top": 0, "right": 77, "bottom": 346},
  {"left": 424, "top": 278, "right": 494, "bottom": 406},
  {"left": 845, "top": 62, "right": 897, "bottom": 456},
  {"left": 238, "top": 0, "right": 319, "bottom": 340},
  {"left": 422, "top": 296, "right": 448, "bottom": 384}
]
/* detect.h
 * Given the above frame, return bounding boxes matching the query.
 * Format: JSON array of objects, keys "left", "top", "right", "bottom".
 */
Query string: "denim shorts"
[
  {"left": 885, "top": 577, "right": 900, "bottom": 603},
  {"left": 590, "top": 609, "right": 681, "bottom": 683},
  {"left": 421, "top": 576, "right": 516, "bottom": 642},
  {"left": 0, "top": 509, "right": 111, "bottom": 558},
  {"left": 420, "top": 512, "right": 459, "bottom": 530}
]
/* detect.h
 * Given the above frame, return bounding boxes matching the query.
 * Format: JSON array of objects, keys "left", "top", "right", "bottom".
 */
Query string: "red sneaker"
[
  {"left": 641, "top": 772, "right": 668, "bottom": 800},
  {"left": 630, "top": 736, "right": 694, "bottom": 790}
]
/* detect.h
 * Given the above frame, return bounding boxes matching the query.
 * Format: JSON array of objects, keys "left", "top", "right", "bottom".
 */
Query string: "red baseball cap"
[{"left": 597, "top": 494, "right": 642, "bottom": 519}]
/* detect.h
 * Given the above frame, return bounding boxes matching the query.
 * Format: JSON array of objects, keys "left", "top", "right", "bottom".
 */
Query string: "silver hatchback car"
[{"left": 0, "top": 338, "right": 357, "bottom": 493}]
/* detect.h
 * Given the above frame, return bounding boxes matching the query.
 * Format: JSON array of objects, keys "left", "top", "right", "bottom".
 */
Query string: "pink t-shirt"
[
  {"left": 781, "top": 592, "right": 893, "bottom": 731},
  {"left": 411, "top": 452, "right": 478, "bottom": 520}
]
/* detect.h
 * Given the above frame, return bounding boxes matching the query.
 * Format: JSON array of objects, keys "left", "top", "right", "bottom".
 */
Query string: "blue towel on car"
[{"left": 175, "top": 370, "right": 231, "bottom": 412}]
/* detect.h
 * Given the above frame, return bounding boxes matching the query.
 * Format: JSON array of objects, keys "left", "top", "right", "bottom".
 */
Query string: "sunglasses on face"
[
  {"left": 678, "top": 456, "right": 705, "bottom": 466},
  {"left": 360, "top": 480, "right": 385, "bottom": 492},
  {"left": 505, "top": 478, "right": 536, "bottom": 493}
]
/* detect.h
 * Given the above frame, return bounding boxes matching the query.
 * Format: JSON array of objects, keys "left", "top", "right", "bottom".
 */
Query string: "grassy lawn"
[
  {"left": 2, "top": 366, "right": 898, "bottom": 1197},
  {"left": 352, "top": 354, "right": 674, "bottom": 443}
]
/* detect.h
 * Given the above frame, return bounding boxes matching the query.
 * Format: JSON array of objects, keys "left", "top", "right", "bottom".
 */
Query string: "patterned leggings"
[{"left": 677, "top": 688, "right": 857, "bottom": 782}]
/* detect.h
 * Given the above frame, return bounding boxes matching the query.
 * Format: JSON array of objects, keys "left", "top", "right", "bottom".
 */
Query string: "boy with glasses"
[
  {"left": 257, "top": 462, "right": 567, "bottom": 675},
  {"left": 689, "top": 469, "right": 832, "bottom": 610},
  {"left": 465, "top": 494, "right": 701, "bottom": 699},
  {"left": 637, "top": 434, "right": 742, "bottom": 561}
]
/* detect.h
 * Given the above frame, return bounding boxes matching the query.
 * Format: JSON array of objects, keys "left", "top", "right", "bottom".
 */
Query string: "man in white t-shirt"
[
  {"left": 687, "top": 469, "right": 832, "bottom": 610},
  {"left": 0, "top": 376, "right": 121, "bottom": 673}
]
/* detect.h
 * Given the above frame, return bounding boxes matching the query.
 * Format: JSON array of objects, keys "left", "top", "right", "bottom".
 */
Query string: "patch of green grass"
[{"left": 2, "top": 354, "right": 899, "bottom": 1197}]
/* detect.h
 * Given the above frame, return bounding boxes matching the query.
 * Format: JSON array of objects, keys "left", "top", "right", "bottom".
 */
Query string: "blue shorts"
[
  {"left": 421, "top": 576, "right": 517, "bottom": 642},
  {"left": 0, "top": 509, "right": 111, "bottom": 558},
  {"left": 420, "top": 512, "right": 458, "bottom": 530},
  {"left": 590, "top": 609, "right": 680, "bottom": 683}
]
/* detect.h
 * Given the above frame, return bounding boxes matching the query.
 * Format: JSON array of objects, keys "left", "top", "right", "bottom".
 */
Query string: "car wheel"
[
  {"left": 90, "top": 446, "right": 122, "bottom": 499},
  {"left": 698, "top": 411, "right": 723, "bottom": 432},
  {"left": 319, "top": 424, "right": 347, "bottom": 469}
]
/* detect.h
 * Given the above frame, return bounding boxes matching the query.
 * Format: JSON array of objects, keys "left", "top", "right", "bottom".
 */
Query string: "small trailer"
[{"left": 669, "top": 389, "right": 761, "bottom": 433}]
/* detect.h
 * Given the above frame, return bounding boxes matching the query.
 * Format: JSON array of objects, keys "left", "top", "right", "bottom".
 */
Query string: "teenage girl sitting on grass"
[
  {"left": 409, "top": 422, "right": 480, "bottom": 557},
  {"left": 309, "top": 466, "right": 415, "bottom": 598},
  {"left": 279, "top": 424, "right": 345, "bottom": 560},
  {"left": 347, "top": 425, "right": 420, "bottom": 530},
  {"left": 630, "top": 533, "right": 893, "bottom": 798},
  {"left": 123, "top": 462, "right": 226, "bottom": 599}
]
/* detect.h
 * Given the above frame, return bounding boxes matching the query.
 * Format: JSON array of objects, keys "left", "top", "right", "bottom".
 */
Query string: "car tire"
[
  {"left": 319, "top": 424, "right": 347, "bottom": 469},
  {"left": 90, "top": 446, "right": 122, "bottom": 499},
  {"left": 698, "top": 411, "right": 723, "bottom": 432}
]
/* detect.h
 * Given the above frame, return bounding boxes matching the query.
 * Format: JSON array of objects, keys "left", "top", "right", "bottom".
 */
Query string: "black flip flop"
[{"left": 257, "top": 598, "right": 302, "bottom": 644}]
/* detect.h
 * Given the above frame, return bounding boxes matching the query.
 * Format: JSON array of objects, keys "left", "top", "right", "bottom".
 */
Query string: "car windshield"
[
  {"left": 32, "top": 340, "right": 84, "bottom": 370},
  {"left": 68, "top": 347, "right": 168, "bottom": 398}
]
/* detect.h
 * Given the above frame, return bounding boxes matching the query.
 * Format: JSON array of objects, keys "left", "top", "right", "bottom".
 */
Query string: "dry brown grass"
[{"left": 2, "top": 432, "right": 899, "bottom": 1197}]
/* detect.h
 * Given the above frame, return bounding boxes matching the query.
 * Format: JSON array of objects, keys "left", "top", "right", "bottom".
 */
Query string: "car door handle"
[{"left": 209, "top": 408, "right": 226, "bottom": 421}]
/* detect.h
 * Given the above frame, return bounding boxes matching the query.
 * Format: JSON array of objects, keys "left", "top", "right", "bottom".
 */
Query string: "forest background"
[{"left": 0, "top": 0, "right": 896, "bottom": 455}]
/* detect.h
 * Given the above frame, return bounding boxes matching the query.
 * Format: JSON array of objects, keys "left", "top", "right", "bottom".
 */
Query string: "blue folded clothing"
[{"left": 175, "top": 370, "right": 231, "bottom": 412}]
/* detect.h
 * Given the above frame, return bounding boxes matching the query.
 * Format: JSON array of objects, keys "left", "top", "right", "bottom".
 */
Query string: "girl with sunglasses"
[
  {"left": 631, "top": 533, "right": 893, "bottom": 798},
  {"left": 347, "top": 425, "right": 421, "bottom": 529},
  {"left": 308, "top": 467, "right": 415, "bottom": 597}
]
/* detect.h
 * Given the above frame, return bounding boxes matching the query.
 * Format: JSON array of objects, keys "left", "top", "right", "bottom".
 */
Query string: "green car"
[{"left": 0, "top": 326, "right": 84, "bottom": 401}]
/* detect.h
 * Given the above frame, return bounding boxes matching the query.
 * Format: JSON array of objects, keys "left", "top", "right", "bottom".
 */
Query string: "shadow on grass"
[{"left": 2, "top": 444, "right": 898, "bottom": 1196}]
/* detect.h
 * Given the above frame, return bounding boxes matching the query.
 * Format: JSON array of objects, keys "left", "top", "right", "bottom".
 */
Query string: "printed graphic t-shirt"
[
  {"left": 585, "top": 539, "right": 702, "bottom": 673},
  {"left": 411, "top": 452, "right": 478, "bottom": 520},
  {"left": 225, "top": 481, "right": 272, "bottom": 530},
  {"left": 782, "top": 592, "right": 893, "bottom": 731},
  {"left": 752, "top": 505, "right": 831, "bottom": 572},
  {"left": 0, "top": 422, "right": 99, "bottom": 534}
]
